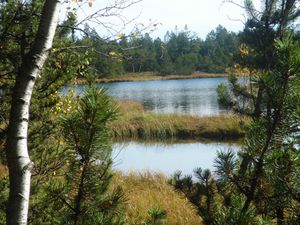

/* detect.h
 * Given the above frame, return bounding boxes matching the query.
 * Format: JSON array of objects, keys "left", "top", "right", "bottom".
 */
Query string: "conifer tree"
[
  {"left": 49, "top": 87, "right": 124, "bottom": 224},
  {"left": 214, "top": 1, "right": 300, "bottom": 224},
  {"left": 175, "top": 1, "right": 300, "bottom": 224}
]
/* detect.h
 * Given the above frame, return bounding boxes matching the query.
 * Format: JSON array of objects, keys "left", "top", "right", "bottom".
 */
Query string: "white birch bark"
[{"left": 5, "top": 1, "right": 61, "bottom": 224}]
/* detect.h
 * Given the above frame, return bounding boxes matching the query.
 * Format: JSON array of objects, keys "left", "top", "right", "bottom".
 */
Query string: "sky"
[
  {"left": 130, "top": 0, "right": 254, "bottom": 39},
  {"left": 71, "top": 0, "right": 261, "bottom": 39}
]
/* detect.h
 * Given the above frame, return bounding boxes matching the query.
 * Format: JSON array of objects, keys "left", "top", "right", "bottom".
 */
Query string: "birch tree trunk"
[{"left": 5, "top": 1, "right": 61, "bottom": 224}]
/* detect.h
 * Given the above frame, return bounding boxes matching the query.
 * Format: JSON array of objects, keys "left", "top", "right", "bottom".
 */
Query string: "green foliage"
[
  {"left": 0, "top": 1, "right": 126, "bottom": 223},
  {"left": 0, "top": 0, "right": 43, "bottom": 145},
  {"left": 170, "top": 2, "right": 300, "bottom": 225},
  {"left": 174, "top": 53, "right": 198, "bottom": 75},
  {"left": 214, "top": 4, "right": 300, "bottom": 223},
  {"left": 214, "top": 194, "right": 271, "bottom": 225},
  {"left": 170, "top": 169, "right": 218, "bottom": 225},
  {"left": 199, "top": 25, "right": 239, "bottom": 73},
  {"left": 77, "top": 25, "right": 125, "bottom": 78},
  {"left": 213, "top": 35, "right": 300, "bottom": 225},
  {"left": 0, "top": 175, "right": 8, "bottom": 223},
  {"left": 48, "top": 87, "right": 124, "bottom": 224},
  {"left": 170, "top": 162, "right": 272, "bottom": 225},
  {"left": 74, "top": 25, "right": 239, "bottom": 77},
  {"left": 144, "top": 208, "right": 167, "bottom": 225},
  {"left": 239, "top": 0, "right": 300, "bottom": 69},
  {"left": 216, "top": 83, "right": 232, "bottom": 107}
]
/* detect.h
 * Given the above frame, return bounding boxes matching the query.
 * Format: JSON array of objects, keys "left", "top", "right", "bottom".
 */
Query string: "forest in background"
[
  {"left": 76, "top": 24, "right": 239, "bottom": 77},
  {"left": 77, "top": 22, "right": 300, "bottom": 78}
]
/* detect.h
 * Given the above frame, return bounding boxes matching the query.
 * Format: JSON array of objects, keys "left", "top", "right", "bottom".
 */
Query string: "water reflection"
[
  {"left": 77, "top": 77, "right": 229, "bottom": 115},
  {"left": 112, "top": 141, "right": 239, "bottom": 176}
]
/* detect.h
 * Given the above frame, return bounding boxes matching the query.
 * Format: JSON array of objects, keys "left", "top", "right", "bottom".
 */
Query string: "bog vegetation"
[
  {"left": 111, "top": 172, "right": 203, "bottom": 225},
  {"left": 0, "top": 0, "right": 299, "bottom": 225},
  {"left": 111, "top": 100, "right": 247, "bottom": 140}
]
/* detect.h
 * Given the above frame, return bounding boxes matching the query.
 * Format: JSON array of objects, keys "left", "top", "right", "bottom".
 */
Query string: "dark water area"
[{"left": 75, "top": 77, "right": 229, "bottom": 115}]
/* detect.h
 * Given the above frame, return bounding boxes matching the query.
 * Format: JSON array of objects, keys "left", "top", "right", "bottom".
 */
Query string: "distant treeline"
[{"left": 77, "top": 25, "right": 240, "bottom": 77}]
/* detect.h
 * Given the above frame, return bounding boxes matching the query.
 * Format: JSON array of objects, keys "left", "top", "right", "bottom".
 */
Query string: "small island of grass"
[
  {"left": 110, "top": 100, "right": 248, "bottom": 141},
  {"left": 76, "top": 72, "right": 227, "bottom": 84}
]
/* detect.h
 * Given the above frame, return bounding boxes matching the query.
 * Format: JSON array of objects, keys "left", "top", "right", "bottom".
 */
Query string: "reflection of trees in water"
[
  {"left": 178, "top": 94, "right": 190, "bottom": 113},
  {"left": 137, "top": 90, "right": 223, "bottom": 115},
  {"left": 98, "top": 78, "right": 231, "bottom": 115},
  {"left": 143, "top": 99, "right": 156, "bottom": 111}
]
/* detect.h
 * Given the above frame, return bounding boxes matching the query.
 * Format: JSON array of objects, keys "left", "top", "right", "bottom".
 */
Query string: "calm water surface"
[
  {"left": 76, "top": 78, "right": 238, "bottom": 175},
  {"left": 76, "top": 77, "right": 228, "bottom": 115},
  {"left": 112, "top": 141, "right": 239, "bottom": 175}
]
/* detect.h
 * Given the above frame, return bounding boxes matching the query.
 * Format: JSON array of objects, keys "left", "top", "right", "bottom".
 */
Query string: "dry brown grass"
[
  {"left": 76, "top": 72, "right": 227, "bottom": 84},
  {"left": 0, "top": 164, "right": 7, "bottom": 177},
  {"left": 116, "top": 100, "right": 145, "bottom": 114},
  {"left": 112, "top": 171, "right": 203, "bottom": 225},
  {"left": 110, "top": 100, "right": 249, "bottom": 141}
]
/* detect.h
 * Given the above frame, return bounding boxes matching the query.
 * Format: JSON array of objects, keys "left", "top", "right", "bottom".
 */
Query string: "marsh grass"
[
  {"left": 76, "top": 72, "right": 227, "bottom": 84},
  {"left": 0, "top": 165, "right": 7, "bottom": 177},
  {"left": 110, "top": 100, "right": 248, "bottom": 141},
  {"left": 111, "top": 171, "right": 203, "bottom": 225}
]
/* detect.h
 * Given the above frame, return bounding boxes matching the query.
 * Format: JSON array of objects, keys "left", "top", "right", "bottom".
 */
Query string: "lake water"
[
  {"left": 75, "top": 77, "right": 239, "bottom": 174},
  {"left": 76, "top": 77, "right": 229, "bottom": 115},
  {"left": 112, "top": 141, "right": 239, "bottom": 175}
]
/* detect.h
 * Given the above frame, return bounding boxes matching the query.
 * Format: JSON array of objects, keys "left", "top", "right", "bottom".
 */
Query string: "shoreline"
[
  {"left": 110, "top": 114, "right": 247, "bottom": 141},
  {"left": 110, "top": 100, "right": 248, "bottom": 142},
  {"left": 76, "top": 72, "right": 227, "bottom": 84},
  {"left": 112, "top": 136, "right": 243, "bottom": 144}
]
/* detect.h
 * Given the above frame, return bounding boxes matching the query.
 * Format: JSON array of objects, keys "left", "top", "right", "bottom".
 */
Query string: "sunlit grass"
[
  {"left": 0, "top": 165, "right": 7, "bottom": 177},
  {"left": 76, "top": 72, "right": 227, "bottom": 84},
  {"left": 112, "top": 171, "right": 203, "bottom": 225},
  {"left": 110, "top": 100, "right": 249, "bottom": 141}
]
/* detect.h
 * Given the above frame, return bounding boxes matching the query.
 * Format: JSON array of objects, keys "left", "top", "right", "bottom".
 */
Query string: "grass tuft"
[{"left": 112, "top": 171, "right": 203, "bottom": 225}]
